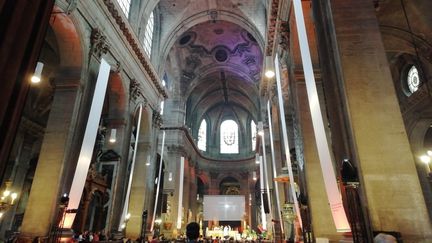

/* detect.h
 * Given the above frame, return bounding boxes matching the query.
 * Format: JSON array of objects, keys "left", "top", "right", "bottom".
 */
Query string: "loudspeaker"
[
  {"left": 262, "top": 192, "right": 270, "bottom": 213},
  {"left": 341, "top": 159, "right": 358, "bottom": 183}
]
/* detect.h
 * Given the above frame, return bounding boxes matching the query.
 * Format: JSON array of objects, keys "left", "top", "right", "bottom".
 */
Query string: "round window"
[{"left": 407, "top": 65, "right": 421, "bottom": 94}]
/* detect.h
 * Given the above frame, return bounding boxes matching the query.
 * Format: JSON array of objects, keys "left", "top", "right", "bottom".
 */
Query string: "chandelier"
[{"left": 0, "top": 180, "right": 18, "bottom": 218}]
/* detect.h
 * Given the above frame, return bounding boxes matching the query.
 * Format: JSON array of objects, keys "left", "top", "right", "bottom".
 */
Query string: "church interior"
[{"left": 1, "top": 0, "right": 432, "bottom": 242}]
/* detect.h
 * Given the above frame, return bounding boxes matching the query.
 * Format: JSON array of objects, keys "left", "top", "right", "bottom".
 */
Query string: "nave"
[{"left": 0, "top": 0, "right": 431, "bottom": 242}]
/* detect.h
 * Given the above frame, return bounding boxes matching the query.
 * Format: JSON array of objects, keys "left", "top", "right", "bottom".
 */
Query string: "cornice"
[
  {"left": 261, "top": 0, "right": 281, "bottom": 97},
  {"left": 266, "top": 0, "right": 281, "bottom": 57},
  {"left": 101, "top": 0, "right": 168, "bottom": 99}
]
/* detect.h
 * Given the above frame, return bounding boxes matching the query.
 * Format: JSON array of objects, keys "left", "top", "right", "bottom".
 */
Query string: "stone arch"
[
  {"left": 107, "top": 72, "right": 127, "bottom": 118},
  {"left": 50, "top": 6, "right": 84, "bottom": 68},
  {"left": 197, "top": 172, "right": 210, "bottom": 187},
  {"left": 410, "top": 118, "right": 432, "bottom": 155},
  {"left": 380, "top": 26, "right": 432, "bottom": 60},
  {"left": 219, "top": 176, "right": 241, "bottom": 195},
  {"left": 214, "top": 173, "right": 244, "bottom": 193},
  {"left": 408, "top": 118, "right": 432, "bottom": 218}
]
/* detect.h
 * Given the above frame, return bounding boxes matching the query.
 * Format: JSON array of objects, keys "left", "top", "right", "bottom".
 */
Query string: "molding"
[
  {"left": 261, "top": 0, "right": 281, "bottom": 97},
  {"left": 266, "top": 0, "right": 281, "bottom": 57}
]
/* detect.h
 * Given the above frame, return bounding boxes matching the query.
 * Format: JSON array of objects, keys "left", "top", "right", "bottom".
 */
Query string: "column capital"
[
  {"left": 152, "top": 110, "right": 163, "bottom": 128},
  {"left": 90, "top": 28, "right": 110, "bottom": 59},
  {"left": 130, "top": 79, "right": 148, "bottom": 106}
]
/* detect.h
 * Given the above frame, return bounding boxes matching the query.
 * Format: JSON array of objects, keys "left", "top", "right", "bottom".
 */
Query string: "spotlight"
[{"left": 31, "top": 62, "right": 44, "bottom": 83}]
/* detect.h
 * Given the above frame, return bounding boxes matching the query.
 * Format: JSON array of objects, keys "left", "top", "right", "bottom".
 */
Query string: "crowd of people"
[
  {"left": 141, "top": 223, "right": 269, "bottom": 243},
  {"left": 71, "top": 223, "right": 270, "bottom": 243},
  {"left": 74, "top": 230, "right": 108, "bottom": 242}
]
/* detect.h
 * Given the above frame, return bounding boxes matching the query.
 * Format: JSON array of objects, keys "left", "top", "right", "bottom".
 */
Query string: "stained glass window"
[{"left": 220, "top": 120, "right": 238, "bottom": 154}]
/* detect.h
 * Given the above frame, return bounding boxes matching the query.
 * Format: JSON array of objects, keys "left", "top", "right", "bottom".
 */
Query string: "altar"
[{"left": 206, "top": 229, "right": 239, "bottom": 240}]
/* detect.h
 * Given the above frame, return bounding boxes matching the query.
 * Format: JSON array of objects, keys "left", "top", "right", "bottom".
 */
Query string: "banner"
[{"left": 292, "top": 0, "right": 350, "bottom": 232}]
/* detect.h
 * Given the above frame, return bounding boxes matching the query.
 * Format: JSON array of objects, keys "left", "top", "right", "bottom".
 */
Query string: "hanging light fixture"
[
  {"left": 146, "top": 155, "right": 151, "bottom": 166},
  {"left": 0, "top": 180, "right": 18, "bottom": 218},
  {"left": 264, "top": 56, "right": 275, "bottom": 78},
  {"left": 31, "top": 62, "right": 44, "bottom": 83},
  {"left": 255, "top": 153, "right": 260, "bottom": 164},
  {"left": 109, "top": 128, "right": 117, "bottom": 143},
  {"left": 253, "top": 171, "right": 257, "bottom": 181}
]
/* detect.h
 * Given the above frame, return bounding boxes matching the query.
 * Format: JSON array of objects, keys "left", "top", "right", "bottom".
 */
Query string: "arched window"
[
  {"left": 160, "top": 101, "right": 164, "bottom": 115},
  {"left": 251, "top": 120, "right": 256, "bottom": 151},
  {"left": 198, "top": 120, "right": 207, "bottom": 151},
  {"left": 143, "top": 11, "right": 154, "bottom": 56},
  {"left": 116, "top": 0, "right": 131, "bottom": 17},
  {"left": 220, "top": 120, "right": 239, "bottom": 154}
]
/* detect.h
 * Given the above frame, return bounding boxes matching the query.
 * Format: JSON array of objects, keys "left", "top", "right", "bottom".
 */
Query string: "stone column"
[
  {"left": 247, "top": 173, "right": 256, "bottom": 229},
  {"left": 124, "top": 144, "right": 153, "bottom": 240},
  {"left": 187, "top": 164, "right": 197, "bottom": 223},
  {"left": 183, "top": 161, "right": 191, "bottom": 224},
  {"left": 105, "top": 119, "right": 128, "bottom": 233},
  {"left": 323, "top": 0, "right": 432, "bottom": 241},
  {"left": 125, "top": 106, "right": 154, "bottom": 239},
  {"left": 207, "top": 172, "right": 220, "bottom": 196},
  {"left": 162, "top": 145, "right": 187, "bottom": 236},
  {"left": 19, "top": 67, "right": 81, "bottom": 239},
  {"left": 163, "top": 97, "right": 186, "bottom": 128},
  {"left": 109, "top": 78, "right": 144, "bottom": 233},
  {"left": 295, "top": 79, "right": 342, "bottom": 240},
  {"left": 249, "top": 180, "right": 258, "bottom": 230}
]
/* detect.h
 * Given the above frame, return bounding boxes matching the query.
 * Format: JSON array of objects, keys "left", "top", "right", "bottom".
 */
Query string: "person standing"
[{"left": 186, "top": 222, "right": 200, "bottom": 243}]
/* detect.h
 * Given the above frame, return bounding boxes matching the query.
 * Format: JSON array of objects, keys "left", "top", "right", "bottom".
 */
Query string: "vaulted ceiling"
[
  {"left": 165, "top": 20, "right": 263, "bottom": 134},
  {"left": 174, "top": 20, "right": 262, "bottom": 126}
]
